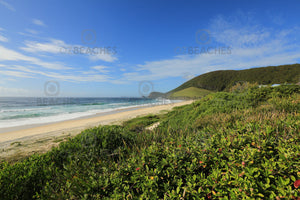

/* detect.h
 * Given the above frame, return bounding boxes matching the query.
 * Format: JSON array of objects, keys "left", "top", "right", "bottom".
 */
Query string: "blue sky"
[{"left": 0, "top": 0, "right": 300, "bottom": 97}]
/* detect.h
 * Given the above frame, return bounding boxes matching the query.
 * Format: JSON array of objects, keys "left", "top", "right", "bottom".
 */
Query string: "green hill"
[
  {"left": 169, "top": 87, "right": 212, "bottom": 99},
  {"left": 148, "top": 91, "right": 167, "bottom": 98},
  {"left": 169, "top": 64, "right": 300, "bottom": 94},
  {"left": 149, "top": 64, "right": 300, "bottom": 99}
]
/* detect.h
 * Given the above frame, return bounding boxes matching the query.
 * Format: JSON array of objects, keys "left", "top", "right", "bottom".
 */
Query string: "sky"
[{"left": 0, "top": 0, "right": 300, "bottom": 97}]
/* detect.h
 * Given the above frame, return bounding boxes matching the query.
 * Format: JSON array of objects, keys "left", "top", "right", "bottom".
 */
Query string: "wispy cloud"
[
  {"left": 0, "top": 0, "right": 15, "bottom": 11},
  {"left": 0, "top": 34, "right": 8, "bottom": 42},
  {"left": 2, "top": 11, "right": 299, "bottom": 89},
  {"left": 21, "top": 39, "right": 65, "bottom": 54},
  {"left": 0, "top": 64, "right": 113, "bottom": 83},
  {"left": 0, "top": 45, "right": 70, "bottom": 70},
  {"left": 25, "top": 29, "right": 38, "bottom": 35},
  {"left": 44, "top": 72, "right": 112, "bottom": 82},
  {"left": 122, "top": 13, "right": 300, "bottom": 81},
  {"left": 20, "top": 39, "right": 118, "bottom": 62},
  {"left": 0, "top": 28, "right": 8, "bottom": 42},
  {"left": 32, "top": 19, "right": 46, "bottom": 27},
  {"left": 0, "top": 69, "right": 34, "bottom": 78},
  {"left": 89, "top": 53, "right": 118, "bottom": 63},
  {"left": 91, "top": 65, "right": 110, "bottom": 73}
]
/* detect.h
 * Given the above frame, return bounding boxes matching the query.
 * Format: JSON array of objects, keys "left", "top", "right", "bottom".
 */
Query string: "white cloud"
[
  {"left": 122, "top": 14, "right": 300, "bottom": 81},
  {"left": 32, "top": 19, "right": 46, "bottom": 27},
  {"left": 0, "top": 28, "right": 8, "bottom": 42},
  {"left": 91, "top": 65, "right": 109, "bottom": 73},
  {"left": 25, "top": 29, "right": 38, "bottom": 35},
  {"left": 44, "top": 72, "right": 111, "bottom": 82},
  {"left": 20, "top": 39, "right": 118, "bottom": 62},
  {"left": 0, "top": 42, "right": 116, "bottom": 82},
  {"left": 21, "top": 39, "right": 65, "bottom": 54},
  {"left": 0, "top": 70, "right": 33, "bottom": 78},
  {"left": 0, "top": 34, "right": 8, "bottom": 42},
  {"left": 0, "top": 64, "right": 112, "bottom": 83},
  {"left": 2, "top": 12, "right": 298, "bottom": 88},
  {"left": 0, "top": 45, "right": 70, "bottom": 70},
  {"left": 88, "top": 53, "right": 118, "bottom": 62},
  {"left": 0, "top": 0, "right": 15, "bottom": 11},
  {"left": 18, "top": 31, "right": 44, "bottom": 40}
]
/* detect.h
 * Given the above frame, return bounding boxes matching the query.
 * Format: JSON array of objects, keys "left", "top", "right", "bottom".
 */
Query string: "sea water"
[{"left": 0, "top": 97, "right": 179, "bottom": 129}]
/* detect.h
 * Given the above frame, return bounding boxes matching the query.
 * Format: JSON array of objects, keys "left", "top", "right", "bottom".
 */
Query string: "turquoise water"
[{"left": 0, "top": 97, "right": 178, "bottom": 128}]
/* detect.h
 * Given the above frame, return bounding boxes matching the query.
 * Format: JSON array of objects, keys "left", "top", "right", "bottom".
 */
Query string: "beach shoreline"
[
  {"left": 0, "top": 101, "right": 181, "bottom": 134},
  {"left": 0, "top": 100, "right": 193, "bottom": 162}
]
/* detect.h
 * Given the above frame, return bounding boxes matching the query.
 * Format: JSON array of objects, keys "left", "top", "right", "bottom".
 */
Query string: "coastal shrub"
[
  {"left": 123, "top": 114, "right": 160, "bottom": 132},
  {"left": 0, "top": 85, "right": 299, "bottom": 199}
]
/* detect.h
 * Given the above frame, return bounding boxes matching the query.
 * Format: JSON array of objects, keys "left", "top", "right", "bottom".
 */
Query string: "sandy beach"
[{"left": 0, "top": 100, "right": 193, "bottom": 161}]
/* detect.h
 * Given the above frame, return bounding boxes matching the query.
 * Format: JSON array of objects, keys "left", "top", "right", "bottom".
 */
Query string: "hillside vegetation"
[
  {"left": 149, "top": 64, "right": 300, "bottom": 99},
  {"left": 170, "top": 64, "right": 300, "bottom": 93},
  {"left": 0, "top": 85, "right": 300, "bottom": 199},
  {"left": 169, "top": 87, "right": 212, "bottom": 99}
]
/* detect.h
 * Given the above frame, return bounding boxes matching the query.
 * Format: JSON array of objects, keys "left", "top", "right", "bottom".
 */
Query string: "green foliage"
[
  {"left": 169, "top": 64, "right": 300, "bottom": 93},
  {"left": 0, "top": 85, "right": 299, "bottom": 199},
  {"left": 123, "top": 114, "right": 160, "bottom": 132}
]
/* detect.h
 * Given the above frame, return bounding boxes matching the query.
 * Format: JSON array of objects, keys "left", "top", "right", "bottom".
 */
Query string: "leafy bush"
[
  {"left": 123, "top": 115, "right": 160, "bottom": 132},
  {"left": 0, "top": 85, "right": 299, "bottom": 199}
]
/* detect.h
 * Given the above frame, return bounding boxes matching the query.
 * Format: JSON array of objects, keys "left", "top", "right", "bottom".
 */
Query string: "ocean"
[{"left": 0, "top": 97, "right": 179, "bottom": 129}]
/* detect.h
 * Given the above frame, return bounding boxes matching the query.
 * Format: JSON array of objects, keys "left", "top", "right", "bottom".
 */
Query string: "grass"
[
  {"left": 122, "top": 114, "right": 161, "bottom": 132},
  {"left": 0, "top": 84, "right": 299, "bottom": 199},
  {"left": 169, "top": 87, "right": 212, "bottom": 99},
  {"left": 10, "top": 141, "right": 22, "bottom": 146}
]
